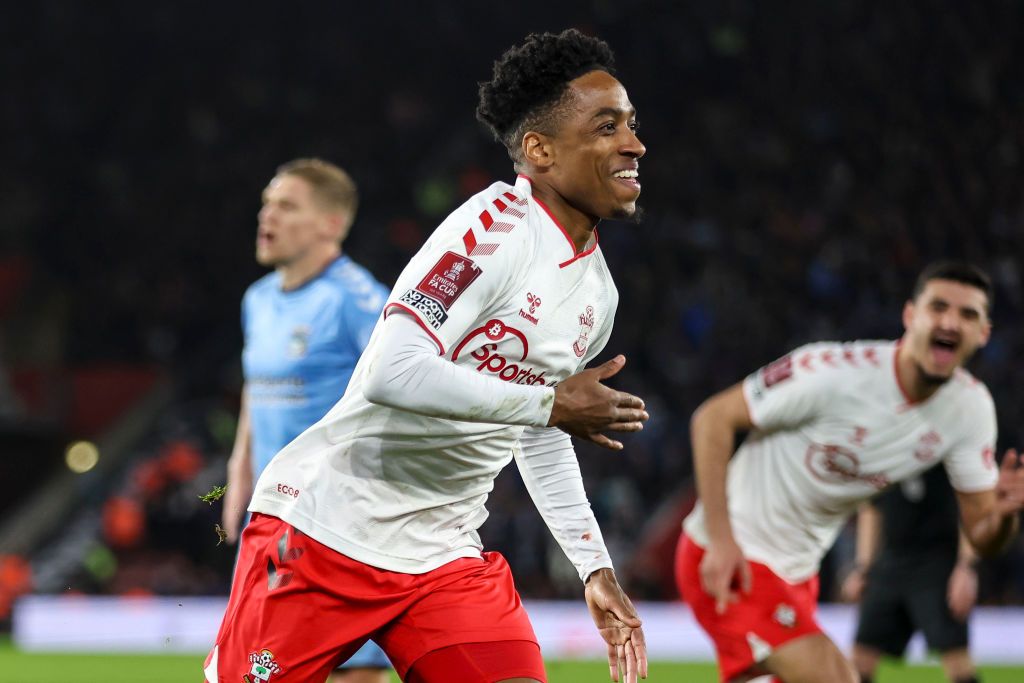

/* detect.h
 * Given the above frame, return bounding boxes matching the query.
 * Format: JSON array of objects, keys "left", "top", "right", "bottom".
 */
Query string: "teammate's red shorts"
[
  {"left": 675, "top": 533, "right": 822, "bottom": 682},
  {"left": 204, "top": 513, "right": 545, "bottom": 683}
]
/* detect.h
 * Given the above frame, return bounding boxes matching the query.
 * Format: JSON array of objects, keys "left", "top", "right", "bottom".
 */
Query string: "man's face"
[
  {"left": 256, "top": 175, "right": 336, "bottom": 267},
  {"left": 902, "top": 279, "right": 991, "bottom": 383},
  {"left": 543, "top": 70, "right": 646, "bottom": 221}
]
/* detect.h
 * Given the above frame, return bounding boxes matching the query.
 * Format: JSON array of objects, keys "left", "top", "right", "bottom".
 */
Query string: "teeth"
[{"left": 613, "top": 170, "right": 638, "bottom": 179}]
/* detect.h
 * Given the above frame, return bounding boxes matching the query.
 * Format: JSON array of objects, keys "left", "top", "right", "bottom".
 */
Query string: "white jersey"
[
  {"left": 250, "top": 175, "right": 618, "bottom": 573},
  {"left": 684, "top": 340, "right": 998, "bottom": 582}
]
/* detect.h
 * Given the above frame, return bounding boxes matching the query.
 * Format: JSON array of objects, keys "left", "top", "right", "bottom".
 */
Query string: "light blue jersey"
[{"left": 242, "top": 254, "right": 387, "bottom": 478}]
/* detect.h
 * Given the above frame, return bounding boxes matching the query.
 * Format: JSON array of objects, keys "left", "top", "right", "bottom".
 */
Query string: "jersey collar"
[{"left": 516, "top": 174, "right": 600, "bottom": 269}]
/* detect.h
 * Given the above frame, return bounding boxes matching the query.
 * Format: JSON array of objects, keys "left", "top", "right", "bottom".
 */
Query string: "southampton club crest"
[
  {"left": 244, "top": 649, "right": 282, "bottom": 682},
  {"left": 573, "top": 305, "right": 596, "bottom": 358}
]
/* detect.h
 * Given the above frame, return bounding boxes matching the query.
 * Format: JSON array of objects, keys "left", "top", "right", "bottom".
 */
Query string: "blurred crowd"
[{"left": 2, "top": 1, "right": 1023, "bottom": 613}]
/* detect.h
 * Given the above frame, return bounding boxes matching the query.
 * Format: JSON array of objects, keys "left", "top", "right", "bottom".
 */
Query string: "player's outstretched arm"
[
  {"left": 956, "top": 448, "right": 1024, "bottom": 557},
  {"left": 547, "top": 355, "right": 649, "bottom": 451},
  {"left": 585, "top": 568, "right": 648, "bottom": 683},
  {"left": 222, "top": 389, "right": 254, "bottom": 544},
  {"left": 840, "top": 503, "right": 881, "bottom": 603},
  {"left": 691, "top": 382, "right": 755, "bottom": 613}
]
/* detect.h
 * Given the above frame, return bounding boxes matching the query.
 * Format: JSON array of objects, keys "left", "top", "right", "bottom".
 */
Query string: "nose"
[{"left": 621, "top": 130, "right": 646, "bottom": 159}]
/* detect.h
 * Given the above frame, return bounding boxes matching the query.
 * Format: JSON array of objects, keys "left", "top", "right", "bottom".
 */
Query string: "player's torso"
[
  {"left": 242, "top": 261, "right": 381, "bottom": 467},
  {"left": 744, "top": 342, "right": 977, "bottom": 514}
]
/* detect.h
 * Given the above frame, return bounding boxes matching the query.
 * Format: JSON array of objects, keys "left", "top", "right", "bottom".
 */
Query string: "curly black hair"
[{"left": 476, "top": 29, "right": 616, "bottom": 162}]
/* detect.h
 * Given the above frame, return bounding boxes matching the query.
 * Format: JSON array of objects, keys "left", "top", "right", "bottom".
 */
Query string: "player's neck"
[
  {"left": 528, "top": 182, "right": 598, "bottom": 253},
  {"left": 894, "top": 340, "right": 940, "bottom": 403},
  {"left": 278, "top": 247, "right": 342, "bottom": 291}
]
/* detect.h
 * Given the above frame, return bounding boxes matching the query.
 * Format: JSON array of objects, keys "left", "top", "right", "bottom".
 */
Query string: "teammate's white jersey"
[
  {"left": 250, "top": 175, "right": 618, "bottom": 573},
  {"left": 684, "top": 340, "right": 998, "bottom": 582}
]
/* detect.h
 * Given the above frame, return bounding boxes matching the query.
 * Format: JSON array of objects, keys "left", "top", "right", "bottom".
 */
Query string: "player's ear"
[
  {"left": 522, "top": 131, "right": 555, "bottom": 169},
  {"left": 901, "top": 300, "right": 914, "bottom": 331}
]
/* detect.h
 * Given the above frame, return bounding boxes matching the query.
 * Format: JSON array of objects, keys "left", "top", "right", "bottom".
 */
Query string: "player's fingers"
[
  {"left": 612, "top": 391, "right": 646, "bottom": 411},
  {"left": 617, "top": 643, "right": 628, "bottom": 683},
  {"left": 606, "top": 597, "right": 642, "bottom": 629},
  {"left": 595, "top": 355, "right": 627, "bottom": 380},
  {"left": 589, "top": 433, "right": 624, "bottom": 450},
  {"left": 630, "top": 628, "right": 648, "bottom": 679},
  {"left": 739, "top": 560, "right": 753, "bottom": 594},
  {"left": 1000, "top": 448, "right": 1019, "bottom": 471},
  {"left": 624, "top": 638, "right": 637, "bottom": 683},
  {"left": 607, "top": 642, "right": 619, "bottom": 682},
  {"left": 604, "top": 421, "right": 644, "bottom": 433}
]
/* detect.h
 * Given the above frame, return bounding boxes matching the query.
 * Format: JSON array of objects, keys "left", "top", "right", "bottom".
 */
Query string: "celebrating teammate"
[
  {"left": 206, "top": 29, "right": 649, "bottom": 683},
  {"left": 842, "top": 466, "right": 982, "bottom": 683},
  {"left": 676, "top": 261, "right": 1024, "bottom": 683},
  {"left": 222, "top": 158, "right": 392, "bottom": 682}
]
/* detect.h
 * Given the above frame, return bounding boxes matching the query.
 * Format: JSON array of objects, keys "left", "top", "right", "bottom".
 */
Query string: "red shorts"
[
  {"left": 205, "top": 514, "right": 545, "bottom": 682},
  {"left": 675, "top": 533, "right": 821, "bottom": 682}
]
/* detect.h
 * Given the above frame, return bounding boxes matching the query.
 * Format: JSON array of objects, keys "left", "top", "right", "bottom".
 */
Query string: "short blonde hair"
[{"left": 276, "top": 158, "right": 358, "bottom": 220}]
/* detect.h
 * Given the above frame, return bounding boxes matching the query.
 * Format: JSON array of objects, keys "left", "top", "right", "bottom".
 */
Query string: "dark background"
[{"left": 1, "top": 0, "right": 1022, "bottom": 610}]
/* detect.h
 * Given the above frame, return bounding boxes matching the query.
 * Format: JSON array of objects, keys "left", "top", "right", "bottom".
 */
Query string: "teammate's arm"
[
  {"left": 363, "top": 312, "right": 647, "bottom": 443},
  {"left": 947, "top": 526, "right": 980, "bottom": 621},
  {"left": 222, "top": 388, "right": 254, "bottom": 544},
  {"left": 840, "top": 503, "right": 881, "bottom": 602},
  {"left": 690, "top": 382, "right": 755, "bottom": 613},
  {"left": 955, "top": 448, "right": 1024, "bottom": 557}
]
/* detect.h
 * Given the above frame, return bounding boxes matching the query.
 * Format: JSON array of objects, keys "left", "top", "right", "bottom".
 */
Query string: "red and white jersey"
[
  {"left": 249, "top": 175, "right": 618, "bottom": 573},
  {"left": 684, "top": 340, "right": 997, "bottom": 582}
]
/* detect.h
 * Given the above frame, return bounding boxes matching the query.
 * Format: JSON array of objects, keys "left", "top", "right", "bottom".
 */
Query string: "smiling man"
[
  {"left": 205, "top": 30, "right": 649, "bottom": 683},
  {"left": 675, "top": 261, "right": 1024, "bottom": 683}
]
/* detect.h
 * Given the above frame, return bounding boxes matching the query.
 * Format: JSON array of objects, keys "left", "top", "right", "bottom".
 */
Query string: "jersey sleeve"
[
  {"left": 742, "top": 343, "right": 836, "bottom": 430},
  {"left": 943, "top": 387, "right": 999, "bottom": 492},
  {"left": 383, "top": 191, "right": 530, "bottom": 355}
]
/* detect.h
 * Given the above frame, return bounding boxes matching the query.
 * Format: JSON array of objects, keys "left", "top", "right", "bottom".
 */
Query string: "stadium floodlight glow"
[{"left": 65, "top": 441, "right": 100, "bottom": 473}]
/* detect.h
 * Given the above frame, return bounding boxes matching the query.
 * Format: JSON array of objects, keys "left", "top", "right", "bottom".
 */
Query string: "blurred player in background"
[
  {"left": 676, "top": 261, "right": 1024, "bottom": 683},
  {"left": 842, "top": 465, "right": 982, "bottom": 683},
  {"left": 206, "top": 29, "right": 649, "bottom": 683},
  {"left": 221, "top": 158, "right": 391, "bottom": 683}
]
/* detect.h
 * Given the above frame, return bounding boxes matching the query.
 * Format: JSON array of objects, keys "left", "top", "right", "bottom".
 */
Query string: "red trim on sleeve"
[{"left": 384, "top": 303, "right": 446, "bottom": 356}]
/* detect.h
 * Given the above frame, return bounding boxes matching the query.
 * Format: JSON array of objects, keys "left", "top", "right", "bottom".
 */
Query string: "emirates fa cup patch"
[
  {"left": 244, "top": 649, "right": 282, "bottom": 682},
  {"left": 416, "top": 251, "right": 482, "bottom": 310}
]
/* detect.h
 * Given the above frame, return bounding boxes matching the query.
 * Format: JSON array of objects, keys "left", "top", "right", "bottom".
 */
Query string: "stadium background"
[{"left": 1, "top": 1, "right": 1022, "bottom": 680}]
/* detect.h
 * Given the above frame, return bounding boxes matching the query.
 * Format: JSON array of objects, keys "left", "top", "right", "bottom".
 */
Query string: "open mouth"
[
  {"left": 929, "top": 336, "right": 959, "bottom": 365},
  {"left": 612, "top": 169, "right": 641, "bottom": 191}
]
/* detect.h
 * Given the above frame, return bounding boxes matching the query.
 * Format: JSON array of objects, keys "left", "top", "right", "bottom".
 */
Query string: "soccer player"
[
  {"left": 205, "top": 29, "right": 649, "bottom": 683},
  {"left": 675, "top": 261, "right": 1024, "bottom": 683},
  {"left": 841, "top": 466, "right": 982, "bottom": 683},
  {"left": 221, "top": 158, "right": 392, "bottom": 683}
]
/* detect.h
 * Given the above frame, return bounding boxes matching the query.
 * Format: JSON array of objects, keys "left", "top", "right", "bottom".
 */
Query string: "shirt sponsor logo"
[
  {"left": 398, "top": 289, "right": 449, "bottom": 329},
  {"left": 416, "top": 251, "right": 482, "bottom": 310},
  {"left": 452, "top": 319, "right": 555, "bottom": 386},
  {"left": 805, "top": 443, "right": 890, "bottom": 489},
  {"left": 245, "top": 649, "right": 282, "bottom": 682},
  {"left": 573, "top": 305, "right": 596, "bottom": 358},
  {"left": 276, "top": 483, "right": 300, "bottom": 498}
]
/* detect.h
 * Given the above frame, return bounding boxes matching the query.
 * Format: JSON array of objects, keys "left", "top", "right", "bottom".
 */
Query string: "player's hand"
[
  {"left": 699, "top": 537, "right": 752, "bottom": 614},
  {"left": 839, "top": 566, "right": 867, "bottom": 603},
  {"left": 994, "top": 448, "right": 1024, "bottom": 516},
  {"left": 548, "top": 355, "right": 649, "bottom": 450},
  {"left": 947, "top": 562, "right": 978, "bottom": 621},
  {"left": 584, "top": 568, "right": 648, "bottom": 682}
]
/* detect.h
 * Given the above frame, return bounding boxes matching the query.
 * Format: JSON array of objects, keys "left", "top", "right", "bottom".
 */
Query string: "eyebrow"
[{"left": 590, "top": 106, "right": 636, "bottom": 120}]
